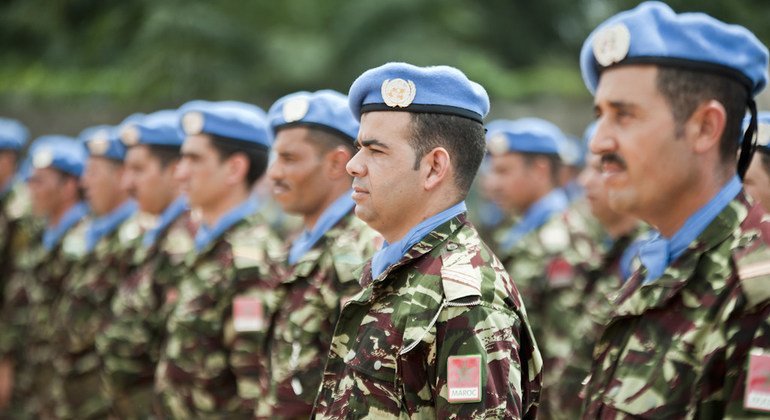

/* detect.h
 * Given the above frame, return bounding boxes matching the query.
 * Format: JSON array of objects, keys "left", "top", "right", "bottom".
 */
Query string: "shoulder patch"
[
  {"left": 440, "top": 242, "right": 482, "bottom": 302},
  {"left": 738, "top": 245, "right": 770, "bottom": 309}
]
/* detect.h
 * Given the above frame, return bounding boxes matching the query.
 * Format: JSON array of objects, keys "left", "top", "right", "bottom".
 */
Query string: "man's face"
[
  {"left": 0, "top": 151, "right": 17, "bottom": 187},
  {"left": 743, "top": 152, "right": 770, "bottom": 213},
  {"left": 346, "top": 111, "right": 422, "bottom": 238},
  {"left": 81, "top": 156, "right": 126, "bottom": 216},
  {"left": 591, "top": 65, "right": 696, "bottom": 222},
  {"left": 175, "top": 134, "right": 230, "bottom": 210},
  {"left": 28, "top": 167, "right": 67, "bottom": 218},
  {"left": 267, "top": 127, "right": 334, "bottom": 217},
  {"left": 485, "top": 152, "right": 538, "bottom": 215},
  {"left": 123, "top": 145, "right": 177, "bottom": 215},
  {"left": 580, "top": 153, "right": 619, "bottom": 225}
]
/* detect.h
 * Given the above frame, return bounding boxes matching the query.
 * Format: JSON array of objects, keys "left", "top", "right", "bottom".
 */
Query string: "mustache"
[
  {"left": 273, "top": 180, "right": 290, "bottom": 190},
  {"left": 600, "top": 153, "right": 627, "bottom": 170}
]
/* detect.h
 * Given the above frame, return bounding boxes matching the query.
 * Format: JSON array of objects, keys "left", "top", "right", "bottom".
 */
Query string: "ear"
[
  {"left": 422, "top": 147, "right": 452, "bottom": 191},
  {"left": 324, "top": 146, "right": 353, "bottom": 180},
  {"left": 225, "top": 153, "right": 250, "bottom": 185},
  {"left": 686, "top": 99, "right": 726, "bottom": 154}
]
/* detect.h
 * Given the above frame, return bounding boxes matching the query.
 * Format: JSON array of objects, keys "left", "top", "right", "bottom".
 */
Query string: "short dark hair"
[
  {"left": 656, "top": 67, "right": 748, "bottom": 165},
  {"left": 521, "top": 153, "right": 562, "bottom": 186},
  {"left": 301, "top": 126, "right": 357, "bottom": 156},
  {"left": 208, "top": 134, "right": 269, "bottom": 186},
  {"left": 146, "top": 144, "right": 182, "bottom": 168},
  {"left": 408, "top": 113, "right": 486, "bottom": 197}
]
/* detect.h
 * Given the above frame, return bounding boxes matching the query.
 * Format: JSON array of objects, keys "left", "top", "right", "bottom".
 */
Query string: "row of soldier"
[{"left": 1, "top": 1, "right": 770, "bottom": 418}]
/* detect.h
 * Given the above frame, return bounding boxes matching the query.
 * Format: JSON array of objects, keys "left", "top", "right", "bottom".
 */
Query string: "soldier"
[
  {"left": 95, "top": 110, "right": 195, "bottom": 418},
  {"left": 154, "top": 101, "right": 284, "bottom": 418},
  {"left": 0, "top": 136, "right": 87, "bottom": 417},
  {"left": 257, "top": 90, "right": 380, "bottom": 418},
  {"left": 55, "top": 123, "right": 141, "bottom": 418},
  {"left": 485, "top": 117, "right": 594, "bottom": 418},
  {"left": 312, "top": 62, "right": 542, "bottom": 419},
  {"left": 743, "top": 112, "right": 770, "bottom": 213},
  {"left": 579, "top": 2, "right": 770, "bottom": 417}
]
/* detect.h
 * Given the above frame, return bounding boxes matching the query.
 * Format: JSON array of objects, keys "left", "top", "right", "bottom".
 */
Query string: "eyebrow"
[
  {"left": 357, "top": 138, "right": 390, "bottom": 149},
  {"left": 595, "top": 100, "right": 637, "bottom": 114}
]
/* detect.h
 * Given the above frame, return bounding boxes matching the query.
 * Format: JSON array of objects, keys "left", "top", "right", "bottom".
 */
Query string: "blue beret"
[
  {"left": 745, "top": 111, "right": 770, "bottom": 153},
  {"left": 0, "top": 118, "right": 29, "bottom": 151},
  {"left": 580, "top": 1, "right": 769, "bottom": 96},
  {"left": 348, "top": 62, "right": 490, "bottom": 123},
  {"left": 268, "top": 90, "right": 359, "bottom": 142},
  {"left": 79, "top": 125, "right": 128, "bottom": 161},
  {"left": 178, "top": 100, "right": 271, "bottom": 149},
  {"left": 562, "top": 135, "right": 586, "bottom": 167},
  {"left": 121, "top": 110, "right": 184, "bottom": 148},
  {"left": 486, "top": 118, "right": 567, "bottom": 158},
  {"left": 28, "top": 135, "right": 86, "bottom": 177}
]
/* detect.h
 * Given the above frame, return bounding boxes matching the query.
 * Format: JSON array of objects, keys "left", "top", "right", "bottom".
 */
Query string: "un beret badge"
[
  {"left": 487, "top": 133, "right": 509, "bottom": 156},
  {"left": 88, "top": 130, "right": 110, "bottom": 156},
  {"left": 182, "top": 111, "right": 204, "bottom": 135},
  {"left": 592, "top": 23, "right": 631, "bottom": 67},
  {"left": 282, "top": 96, "right": 310, "bottom": 123},
  {"left": 32, "top": 148, "right": 54, "bottom": 169},
  {"left": 381, "top": 78, "right": 416, "bottom": 108},
  {"left": 120, "top": 125, "right": 140, "bottom": 146}
]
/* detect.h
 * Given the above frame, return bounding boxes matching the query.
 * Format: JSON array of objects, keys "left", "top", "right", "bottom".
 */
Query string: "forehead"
[
  {"left": 274, "top": 126, "right": 313, "bottom": 150},
  {"left": 491, "top": 152, "right": 527, "bottom": 169},
  {"left": 358, "top": 111, "right": 412, "bottom": 142},
  {"left": 595, "top": 64, "right": 659, "bottom": 104},
  {"left": 181, "top": 133, "right": 214, "bottom": 155},
  {"left": 86, "top": 155, "right": 120, "bottom": 171}
]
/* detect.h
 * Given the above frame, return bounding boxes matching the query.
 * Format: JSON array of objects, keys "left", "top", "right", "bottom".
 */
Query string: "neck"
[
  {"left": 302, "top": 182, "right": 351, "bottom": 231},
  {"left": 604, "top": 215, "right": 640, "bottom": 240},
  {"left": 382, "top": 192, "right": 460, "bottom": 243},
  {"left": 202, "top": 185, "right": 250, "bottom": 226},
  {"left": 48, "top": 197, "right": 79, "bottom": 228}
]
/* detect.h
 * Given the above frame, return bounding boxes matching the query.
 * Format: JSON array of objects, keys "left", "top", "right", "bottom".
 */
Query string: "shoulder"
[{"left": 225, "top": 212, "right": 286, "bottom": 271}]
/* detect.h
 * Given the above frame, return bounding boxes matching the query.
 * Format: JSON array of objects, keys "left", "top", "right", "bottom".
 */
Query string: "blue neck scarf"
[
  {"left": 288, "top": 191, "right": 355, "bottom": 265},
  {"left": 563, "top": 181, "right": 585, "bottom": 203},
  {"left": 85, "top": 200, "right": 138, "bottom": 253},
  {"left": 142, "top": 195, "right": 189, "bottom": 249},
  {"left": 371, "top": 201, "right": 467, "bottom": 279},
  {"left": 500, "top": 188, "right": 569, "bottom": 251},
  {"left": 194, "top": 196, "right": 259, "bottom": 252},
  {"left": 43, "top": 201, "right": 89, "bottom": 251},
  {"left": 639, "top": 175, "right": 741, "bottom": 283}
]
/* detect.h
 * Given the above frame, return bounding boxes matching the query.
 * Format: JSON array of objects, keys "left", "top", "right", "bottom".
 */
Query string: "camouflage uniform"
[
  {"left": 496, "top": 206, "right": 597, "bottom": 419},
  {"left": 582, "top": 195, "right": 770, "bottom": 418},
  {"left": 95, "top": 210, "right": 195, "bottom": 418},
  {"left": 0, "top": 183, "right": 40, "bottom": 301},
  {"left": 256, "top": 212, "right": 379, "bottom": 419},
  {"left": 54, "top": 214, "right": 142, "bottom": 419},
  {"left": 0, "top": 215, "right": 88, "bottom": 418},
  {"left": 312, "top": 214, "right": 542, "bottom": 419},
  {"left": 155, "top": 212, "right": 284, "bottom": 418}
]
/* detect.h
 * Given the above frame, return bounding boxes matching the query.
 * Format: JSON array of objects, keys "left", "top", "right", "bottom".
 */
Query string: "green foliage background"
[{"left": 0, "top": 0, "right": 768, "bottom": 135}]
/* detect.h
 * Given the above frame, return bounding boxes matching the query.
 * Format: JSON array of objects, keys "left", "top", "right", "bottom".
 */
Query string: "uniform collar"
[
  {"left": 369, "top": 201, "right": 466, "bottom": 281},
  {"left": 194, "top": 196, "right": 259, "bottom": 252},
  {"left": 288, "top": 190, "right": 355, "bottom": 265},
  {"left": 43, "top": 201, "right": 88, "bottom": 251},
  {"left": 85, "top": 199, "right": 137, "bottom": 253},
  {"left": 500, "top": 188, "right": 569, "bottom": 251},
  {"left": 142, "top": 195, "right": 189, "bottom": 249}
]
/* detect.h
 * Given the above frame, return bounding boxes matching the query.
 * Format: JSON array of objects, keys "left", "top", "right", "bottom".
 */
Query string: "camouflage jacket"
[
  {"left": 0, "top": 183, "right": 41, "bottom": 304},
  {"left": 54, "top": 213, "right": 142, "bottom": 376},
  {"left": 155, "top": 212, "right": 284, "bottom": 418},
  {"left": 582, "top": 194, "right": 770, "bottom": 418},
  {"left": 312, "top": 214, "right": 542, "bottom": 419},
  {"left": 257, "top": 211, "right": 379, "bottom": 419},
  {"left": 96, "top": 211, "right": 196, "bottom": 395}
]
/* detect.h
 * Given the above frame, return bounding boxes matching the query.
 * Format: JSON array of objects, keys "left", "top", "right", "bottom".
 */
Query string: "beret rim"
[{"left": 360, "top": 103, "right": 483, "bottom": 123}]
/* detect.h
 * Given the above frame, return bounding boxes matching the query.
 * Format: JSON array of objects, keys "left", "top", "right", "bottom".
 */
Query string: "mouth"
[
  {"left": 272, "top": 182, "right": 290, "bottom": 195},
  {"left": 600, "top": 153, "right": 628, "bottom": 183},
  {"left": 351, "top": 185, "right": 369, "bottom": 201}
]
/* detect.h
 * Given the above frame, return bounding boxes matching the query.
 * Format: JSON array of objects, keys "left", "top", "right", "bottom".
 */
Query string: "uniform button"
[
  {"left": 446, "top": 243, "right": 458, "bottom": 251},
  {"left": 344, "top": 350, "right": 356, "bottom": 363},
  {"left": 373, "top": 360, "right": 382, "bottom": 370}
]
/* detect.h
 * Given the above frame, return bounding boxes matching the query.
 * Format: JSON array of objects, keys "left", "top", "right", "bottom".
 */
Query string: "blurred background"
[{"left": 1, "top": 0, "right": 768, "bottom": 139}]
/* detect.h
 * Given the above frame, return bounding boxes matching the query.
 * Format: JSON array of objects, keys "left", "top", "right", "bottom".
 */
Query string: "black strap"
[{"left": 738, "top": 99, "right": 758, "bottom": 180}]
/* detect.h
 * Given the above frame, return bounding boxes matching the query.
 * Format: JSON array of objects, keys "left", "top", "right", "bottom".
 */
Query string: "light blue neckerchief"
[
  {"left": 142, "top": 195, "right": 189, "bottom": 249},
  {"left": 371, "top": 201, "right": 467, "bottom": 279},
  {"left": 500, "top": 188, "right": 569, "bottom": 251},
  {"left": 85, "top": 200, "right": 138, "bottom": 253},
  {"left": 563, "top": 181, "right": 585, "bottom": 203},
  {"left": 639, "top": 175, "right": 742, "bottom": 283},
  {"left": 288, "top": 191, "right": 355, "bottom": 265},
  {"left": 43, "top": 201, "right": 89, "bottom": 251},
  {"left": 194, "top": 196, "right": 259, "bottom": 252}
]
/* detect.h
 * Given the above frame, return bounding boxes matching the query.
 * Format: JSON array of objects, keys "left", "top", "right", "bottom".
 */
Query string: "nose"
[
  {"left": 589, "top": 118, "right": 615, "bottom": 155},
  {"left": 174, "top": 158, "right": 190, "bottom": 182},
  {"left": 266, "top": 160, "right": 282, "bottom": 181},
  {"left": 346, "top": 149, "right": 366, "bottom": 178}
]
